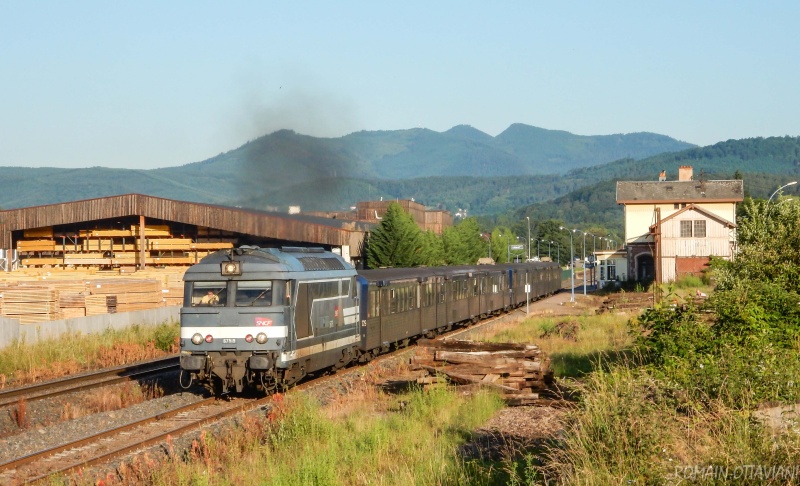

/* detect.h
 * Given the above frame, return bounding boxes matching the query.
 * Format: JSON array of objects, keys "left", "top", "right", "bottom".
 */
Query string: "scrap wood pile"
[
  {"left": 596, "top": 292, "right": 654, "bottom": 314},
  {"left": 411, "top": 339, "right": 554, "bottom": 406}
]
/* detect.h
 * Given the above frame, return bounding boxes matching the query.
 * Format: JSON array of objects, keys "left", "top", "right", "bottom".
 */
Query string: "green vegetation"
[
  {"left": 0, "top": 321, "right": 178, "bottom": 385},
  {"left": 487, "top": 313, "right": 632, "bottom": 378},
  {"left": 366, "top": 203, "right": 485, "bottom": 267},
  {"left": 110, "top": 385, "right": 509, "bottom": 486},
  {"left": 525, "top": 191, "right": 800, "bottom": 484}
]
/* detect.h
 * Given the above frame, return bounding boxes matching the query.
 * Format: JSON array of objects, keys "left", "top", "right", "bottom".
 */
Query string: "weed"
[{"left": 13, "top": 398, "right": 29, "bottom": 428}]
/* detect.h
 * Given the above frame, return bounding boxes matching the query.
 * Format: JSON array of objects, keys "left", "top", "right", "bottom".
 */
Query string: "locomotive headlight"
[
  {"left": 256, "top": 332, "right": 268, "bottom": 344},
  {"left": 220, "top": 261, "right": 241, "bottom": 276},
  {"left": 245, "top": 334, "right": 254, "bottom": 343},
  {"left": 191, "top": 333, "right": 204, "bottom": 345}
]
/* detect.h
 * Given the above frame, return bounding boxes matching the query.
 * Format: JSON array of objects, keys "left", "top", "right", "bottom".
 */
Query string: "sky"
[{"left": 2, "top": 2, "right": 799, "bottom": 170}]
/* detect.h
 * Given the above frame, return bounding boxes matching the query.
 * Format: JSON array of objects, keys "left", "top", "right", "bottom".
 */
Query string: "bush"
[
  {"left": 671, "top": 274, "right": 704, "bottom": 289},
  {"left": 632, "top": 280, "right": 800, "bottom": 408},
  {"left": 152, "top": 322, "right": 179, "bottom": 352}
]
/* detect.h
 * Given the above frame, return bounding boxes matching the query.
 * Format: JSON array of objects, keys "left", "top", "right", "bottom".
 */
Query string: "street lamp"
[
  {"left": 559, "top": 226, "right": 575, "bottom": 303},
  {"left": 767, "top": 181, "right": 797, "bottom": 221},
  {"left": 768, "top": 181, "right": 797, "bottom": 204},
  {"left": 580, "top": 231, "right": 588, "bottom": 295},
  {"left": 526, "top": 217, "right": 531, "bottom": 261},
  {"left": 551, "top": 240, "right": 560, "bottom": 265}
]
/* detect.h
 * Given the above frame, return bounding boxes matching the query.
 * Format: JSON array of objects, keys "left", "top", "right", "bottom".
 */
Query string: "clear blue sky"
[{"left": 2, "top": 2, "right": 798, "bottom": 169}]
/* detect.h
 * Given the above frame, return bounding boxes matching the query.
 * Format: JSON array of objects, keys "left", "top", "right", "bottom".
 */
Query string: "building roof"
[
  {"left": 616, "top": 180, "right": 744, "bottom": 204},
  {"left": 0, "top": 193, "right": 372, "bottom": 253}
]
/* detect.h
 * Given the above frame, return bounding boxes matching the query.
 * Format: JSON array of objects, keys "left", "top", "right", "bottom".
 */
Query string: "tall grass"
[
  {"left": 0, "top": 321, "right": 178, "bottom": 385},
  {"left": 108, "top": 385, "right": 507, "bottom": 486},
  {"left": 539, "top": 363, "right": 800, "bottom": 485},
  {"left": 478, "top": 313, "right": 632, "bottom": 378}
]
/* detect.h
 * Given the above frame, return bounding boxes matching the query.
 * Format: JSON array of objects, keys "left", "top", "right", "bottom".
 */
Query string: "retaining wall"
[{"left": 0, "top": 306, "right": 180, "bottom": 349}]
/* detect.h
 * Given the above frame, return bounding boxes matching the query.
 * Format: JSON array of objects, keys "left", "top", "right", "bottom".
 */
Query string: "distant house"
[
  {"left": 595, "top": 249, "right": 628, "bottom": 288},
  {"left": 616, "top": 166, "right": 743, "bottom": 283},
  {"left": 303, "top": 199, "right": 453, "bottom": 235}
]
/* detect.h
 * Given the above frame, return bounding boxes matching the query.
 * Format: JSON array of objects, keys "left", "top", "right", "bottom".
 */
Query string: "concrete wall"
[{"left": 0, "top": 306, "right": 180, "bottom": 350}]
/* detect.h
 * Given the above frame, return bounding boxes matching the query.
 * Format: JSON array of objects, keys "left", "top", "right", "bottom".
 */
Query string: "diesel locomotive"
[{"left": 179, "top": 246, "right": 561, "bottom": 394}]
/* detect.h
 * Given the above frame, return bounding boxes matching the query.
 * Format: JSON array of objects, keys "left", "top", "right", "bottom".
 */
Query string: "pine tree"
[
  {"left": 443, "top": 217, "right": 484, "bottom": 264},
  {"left": 366, "top": 203, "right": 424, "bottom": 268}
]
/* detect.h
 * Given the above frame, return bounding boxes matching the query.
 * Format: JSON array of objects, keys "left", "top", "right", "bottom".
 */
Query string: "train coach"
[{"left": 179, "top": 246, "right": 562, "bottom": 395}]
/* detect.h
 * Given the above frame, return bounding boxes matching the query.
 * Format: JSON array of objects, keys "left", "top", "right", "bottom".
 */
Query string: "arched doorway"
[{"left": 636, "top": 253, "right": 654, "bottom": 282}]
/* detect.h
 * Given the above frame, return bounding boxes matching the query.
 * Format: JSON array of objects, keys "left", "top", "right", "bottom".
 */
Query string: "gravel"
[{"left": 0, "top": 372, "right": 207, "bottom": 464}]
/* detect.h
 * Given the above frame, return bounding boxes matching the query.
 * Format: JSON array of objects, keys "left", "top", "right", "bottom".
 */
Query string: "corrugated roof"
[{"left": 616, "top": 180, "right": 743, "bottom": 204}]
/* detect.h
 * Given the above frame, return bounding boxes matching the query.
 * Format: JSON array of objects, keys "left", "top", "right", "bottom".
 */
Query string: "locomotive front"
[{"left": 179, "top": 246, "right": 356, "bottom": 394}]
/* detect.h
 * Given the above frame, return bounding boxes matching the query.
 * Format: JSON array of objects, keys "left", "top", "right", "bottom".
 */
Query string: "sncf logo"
[{"left": 255, "top": 317, "right": 273, "bottom": 327}]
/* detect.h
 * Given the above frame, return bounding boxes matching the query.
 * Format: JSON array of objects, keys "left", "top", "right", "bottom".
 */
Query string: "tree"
[
  {"left": 489, "top": 227, "right": 516, "bottom": 263},
  {"left": 716, "top": 195, "right": 800, "bottom": 292},
  {"left": 442, "top": 217, "right": 484, "bottom": 265},
  {"left": 365, "top": 203, "right": 424, "bottom": 268},
  {"left": 419, "top": 230, "right": 446, "bottom": 266}
]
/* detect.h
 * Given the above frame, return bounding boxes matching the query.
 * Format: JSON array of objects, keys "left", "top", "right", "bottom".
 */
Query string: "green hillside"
[{"left": 0, "top": 133, "right": 796, "bottom": 234}]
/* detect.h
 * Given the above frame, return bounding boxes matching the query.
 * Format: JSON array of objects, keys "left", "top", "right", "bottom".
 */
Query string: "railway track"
[
  {"left": 0, "top": 356, "right": 179, "bottom": 408},
  {"left": 0, "top": 394, "right": 270, "bottom": 484},
  {"left": 0, "top": 306, "right": 534, "bottom": 484}
]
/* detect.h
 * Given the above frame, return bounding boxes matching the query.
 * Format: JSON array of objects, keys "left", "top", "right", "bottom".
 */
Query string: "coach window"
[
  {"left": 235, "top": 281, "right": 273, "bottom": 307},
  {"left": 389, "top": 289, "right": 397, "bottom": 314},
  {"left": 191, "top": 282, "right": 227, "bottom": 307},
  {"left": 369, "top": 289, "right": 380, "bottom": 318}
]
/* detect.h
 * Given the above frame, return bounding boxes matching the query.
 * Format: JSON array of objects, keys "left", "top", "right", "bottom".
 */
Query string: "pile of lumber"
[
  {"left": 411, "top": 339, "right": 553, "bottom": 406},
  {"left": 86, "top": 278, "right": 162, "bottom": 312},
  {"left": 0, "top": 272, "right": 185, "bottom": 322},
  {"left": 0, "top": 287, "right": 61, "bottom": 324}
]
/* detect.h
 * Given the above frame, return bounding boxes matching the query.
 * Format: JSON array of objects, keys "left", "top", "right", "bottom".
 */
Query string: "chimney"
[{"left": 678, "top": 165, "right": 693, "bottom": 181}]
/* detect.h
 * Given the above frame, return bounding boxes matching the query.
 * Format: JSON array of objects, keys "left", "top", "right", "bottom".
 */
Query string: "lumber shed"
[{"left": 0, "top": 194, "right": 371, "bottom": 271}]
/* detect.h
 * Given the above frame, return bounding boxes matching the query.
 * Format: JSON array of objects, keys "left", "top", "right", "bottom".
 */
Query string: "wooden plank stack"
[
  {"left": 0, "top": 287, "right": 61, "bottom": 324},
  {"left": 85, "top": 295, "right": 117, "bottom": 315},
  {"left": 17, "top": 224, "right": 235, "bottom": 268},
  {"left": 411, "top": 339, "right": 553, "bottom": 406},
  {"left": 86, "top": 278, "right": 162, "bottom": 312}
]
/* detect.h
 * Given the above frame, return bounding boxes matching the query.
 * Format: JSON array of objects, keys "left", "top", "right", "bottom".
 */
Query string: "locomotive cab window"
[
  {"left": 235, "top": 281, "right": 273, "bottom": 307},
  {"left": 191, "top": 282, "right": 228, "bottom": 307}
]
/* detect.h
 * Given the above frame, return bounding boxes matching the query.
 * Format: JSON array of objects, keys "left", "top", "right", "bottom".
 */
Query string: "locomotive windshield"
[
  {"left": 234, "top": 281, "right": 273, "bottom": 307},
  {"left": 188, "top": 281, "right": 277, "bottom": 307},
  {"left": 190, "top": 282, "right": 227, "bottom": 307}
]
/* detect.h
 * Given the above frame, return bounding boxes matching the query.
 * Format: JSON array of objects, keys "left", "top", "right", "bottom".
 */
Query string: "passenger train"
[{"left": 179, "top": 246, "right": 562, "bottom": 394}]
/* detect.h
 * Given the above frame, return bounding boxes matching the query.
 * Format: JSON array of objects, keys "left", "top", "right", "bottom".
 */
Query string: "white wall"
[{"left": 0, "top": 306, "right": 180, "bottom": 350}]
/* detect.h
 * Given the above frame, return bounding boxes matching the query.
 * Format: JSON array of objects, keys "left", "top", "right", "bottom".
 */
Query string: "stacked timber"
[
  {"left": 411, "top": 339, "right": 553, "bottom": 406},
  {"left": 85, "top": 295, "right": 117, "bottom": 315},
  {"left": 59, "top": 291, "right": 88, "bottom": 319},
  {"left": 86, "top": 278, "right": 162, "bottom": 312},
  {"left": 0, "top": 287, "right": 61, "bottom": 324}
]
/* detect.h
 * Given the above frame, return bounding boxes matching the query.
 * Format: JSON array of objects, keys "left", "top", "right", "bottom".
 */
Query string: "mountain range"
[
  {"left": 1, "top": 126, "right": 798, "bottom": 239},
  {"left": 0, "top": 124, "right": 692, "bottom": 210}
]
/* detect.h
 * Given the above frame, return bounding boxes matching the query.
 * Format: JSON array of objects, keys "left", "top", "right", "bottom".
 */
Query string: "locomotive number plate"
[{"left": 222, "top": 338, "right": 236, "bottom": 344}]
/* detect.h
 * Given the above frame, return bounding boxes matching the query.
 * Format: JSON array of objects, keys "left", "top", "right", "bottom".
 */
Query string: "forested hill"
[
  {"left": 0, "top": 124, "right": 691, "bottom": 209},
  {"left": 510, "top": 136, "right": 800, "bottom": 235},
  {"left": 0, "top": 135, "right": 796, "bottom": 221},
  {"left": 564, "top": 135, "right": 800, "bottom": 182}
]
